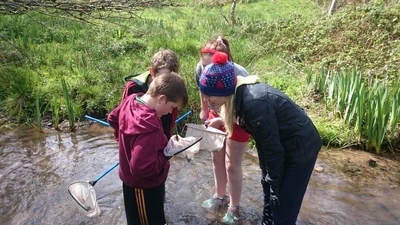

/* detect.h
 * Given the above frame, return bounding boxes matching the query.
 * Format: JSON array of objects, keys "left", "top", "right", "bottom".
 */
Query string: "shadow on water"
[{"left": 0, "top": 124, "right": 399, "bottom": 225}]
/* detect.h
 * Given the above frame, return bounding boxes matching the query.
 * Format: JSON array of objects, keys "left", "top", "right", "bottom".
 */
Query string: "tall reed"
[
  {"left": 342, "top": 68, "right": 362, "bottom": 126},
  {"left": 354, "top": 85, "right": 366, "bottom": 142},
  {"left": 34, "top": 93, "right": 42, "bottom": 132},
  {"left": 51, "top": 99, "right": 60, "bottom": 129},
  {"left": 363, "top": 83, "right": 390, "bottom": 153},
  {"left": 309, "top": 67, "right": 400, "bottom": 153},
  {"left": 61, "top": 78, "right": 75, "bottom": 131},
  {"left": 387, "top": 81, "right": 400, "bottom": 149}
]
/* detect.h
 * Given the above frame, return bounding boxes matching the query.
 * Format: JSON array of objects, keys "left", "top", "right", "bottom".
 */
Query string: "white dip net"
[{"left": 68, "top": 181, "right": 101, "bottom": 217}]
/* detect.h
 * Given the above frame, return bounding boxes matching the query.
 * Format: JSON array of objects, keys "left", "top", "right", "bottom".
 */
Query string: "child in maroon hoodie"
[{"left": 107, "top": 72, "right": 188, "bottom": 225}]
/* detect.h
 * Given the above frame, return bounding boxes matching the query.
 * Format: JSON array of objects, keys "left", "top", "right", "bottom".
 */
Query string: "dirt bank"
[{"left": 315, "top": 147, "right": 400, "bottom": 187}]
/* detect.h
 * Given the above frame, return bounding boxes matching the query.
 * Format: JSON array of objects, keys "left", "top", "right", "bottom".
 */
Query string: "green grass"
[{"left": 1, "top": 0, "right": 399, "bottom": 152}]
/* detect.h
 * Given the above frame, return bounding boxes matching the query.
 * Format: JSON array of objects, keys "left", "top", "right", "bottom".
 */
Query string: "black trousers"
[
  {"left": 123, "top": 182, "right": 166, "bottom": 225},
  {"left": 261, "top": 151, "right": 319, "bottom": 225}
]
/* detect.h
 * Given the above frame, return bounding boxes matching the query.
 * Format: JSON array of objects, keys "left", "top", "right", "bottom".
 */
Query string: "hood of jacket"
[
  {"left": 235, "top": 75, "right": 259, "bottom": 112},
  {"left": 235, "top": 75, "right": 259, "bottom": 90},
  {"left": 118, "top": 94, "right": 161, "bottom": 136}
]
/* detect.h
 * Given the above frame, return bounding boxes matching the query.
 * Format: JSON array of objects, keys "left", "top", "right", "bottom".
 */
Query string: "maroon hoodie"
[{"left": 107, "top": 94, "right": 170, "bottom": 189}]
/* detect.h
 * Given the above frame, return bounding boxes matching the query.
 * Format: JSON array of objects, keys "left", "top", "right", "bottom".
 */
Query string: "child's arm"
[
  {"left": 107, "top": 104, "right": 122, "bottom": 141},
  {"left": 199, "top": 91, "right": 209, "bottom": 122},
  {"left": 129, "top": 132, "right": 169, "bottom": 179}
]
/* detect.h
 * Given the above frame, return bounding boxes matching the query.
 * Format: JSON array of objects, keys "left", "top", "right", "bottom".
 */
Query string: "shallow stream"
[{"left": 0, "top": 124, "right": 399, "bottom": 225}]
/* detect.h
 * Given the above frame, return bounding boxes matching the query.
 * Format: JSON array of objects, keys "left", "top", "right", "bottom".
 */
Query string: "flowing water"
[{"left": 1, "top": 123, "right": 399, "bottom": 225}]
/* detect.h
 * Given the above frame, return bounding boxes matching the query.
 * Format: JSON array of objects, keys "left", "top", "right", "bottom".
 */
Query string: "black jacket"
[{"left": 235, "top": 83, "right": 322, "bottom": 188}]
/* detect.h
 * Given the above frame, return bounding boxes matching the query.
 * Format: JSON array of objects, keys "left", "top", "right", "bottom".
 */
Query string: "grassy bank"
[{"left": 0, "top": 0, "right": 399, "bottom": 153}]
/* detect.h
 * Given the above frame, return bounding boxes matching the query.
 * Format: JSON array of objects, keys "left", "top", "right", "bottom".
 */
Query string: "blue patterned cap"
[{"left": 199, "top": 52, "right": 236, "bottom": 96}]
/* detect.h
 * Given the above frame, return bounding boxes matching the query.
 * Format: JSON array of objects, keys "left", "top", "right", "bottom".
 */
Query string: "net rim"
[{"left": 68, "top": 181, "right": 95, "bottom": 213}]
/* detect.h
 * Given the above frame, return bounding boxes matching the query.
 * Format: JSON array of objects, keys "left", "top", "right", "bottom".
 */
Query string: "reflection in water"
[{"left": 0, "top": 125, "right": 399, "bottom": 225}]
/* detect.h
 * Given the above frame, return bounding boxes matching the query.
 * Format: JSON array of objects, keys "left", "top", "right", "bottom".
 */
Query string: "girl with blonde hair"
[{"left": 199, "top": 52, "right": 322, "bottom": 225}]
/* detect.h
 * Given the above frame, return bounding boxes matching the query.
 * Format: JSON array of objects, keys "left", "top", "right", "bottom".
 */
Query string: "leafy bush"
[{"left": 241, "top": 4, "right": 400, "bottom": 81}]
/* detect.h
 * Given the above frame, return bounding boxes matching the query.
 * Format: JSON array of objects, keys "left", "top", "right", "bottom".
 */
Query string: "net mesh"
[
  {"left": 185, "top": 123, "right": 226, "bottom": 152},
  {"left": 68, "top": 181, "right": 101, "bottom": 217}
]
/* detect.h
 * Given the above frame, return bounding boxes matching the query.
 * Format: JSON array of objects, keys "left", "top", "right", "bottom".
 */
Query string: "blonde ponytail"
[{"left": 221, "top": 95, "right": 235, "bottom": 138}]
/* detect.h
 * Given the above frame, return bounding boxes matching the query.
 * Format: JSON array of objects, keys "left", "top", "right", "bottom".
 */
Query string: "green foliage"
[
  {"left": 0, "top": 67, "right": 37, "bottom": 122},
  {"left": 307, "top": 67, "right": 400, "bottom": 153},
  {"left": 1, "top": 1, "right": 399, "bottom": 151},
  {"left": 61, "top": 78, "right": 75, "bottom": 131},
  {"left": 51, "top": 98, "right": 61, "bottom": 129},
  {"left": 34, "top": 93, "right": 42, "bottom": 132},
  {"left": 364, "top": 83, "right": 390, "bottom": 153},
  {"left": 242, "top": 3, "right": 400, "bottom": 80},
  {"left": 312, "top": 116, "right": 355, "bottom": 148}
]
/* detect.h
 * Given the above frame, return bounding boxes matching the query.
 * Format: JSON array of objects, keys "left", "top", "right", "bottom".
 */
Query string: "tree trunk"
[
  {"left": 230, "top": 0, "right": 237, "bottom": 25},
  {"left": 328, "top": 0, "right": 338, "bottom": 16}
]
